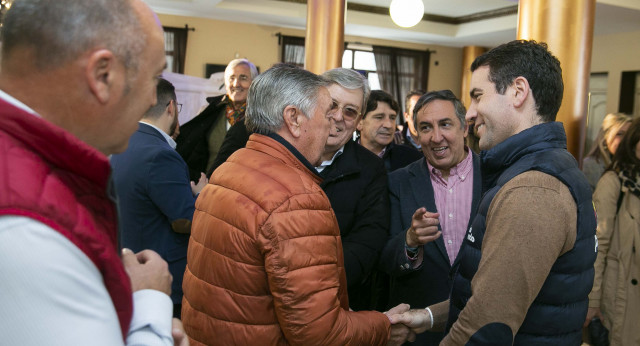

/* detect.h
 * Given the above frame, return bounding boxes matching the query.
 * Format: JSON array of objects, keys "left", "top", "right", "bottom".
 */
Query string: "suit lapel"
[{"left": 408, "top": 160, "right": 451, "bottom": 267}]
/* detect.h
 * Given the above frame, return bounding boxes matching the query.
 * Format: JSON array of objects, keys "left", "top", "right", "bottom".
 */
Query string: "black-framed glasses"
[{"left": 167, "top": 100, "right": 182, "bottom": 113}]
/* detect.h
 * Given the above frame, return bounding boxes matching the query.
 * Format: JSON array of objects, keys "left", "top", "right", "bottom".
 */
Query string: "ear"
[
  {"left": 166, "top": 99, "right": 175, "bottom": 117},
  {"left": 356, "top": 118, "right": 364, "bottom": 132},
  {"left": 85, "top": 49, "right": 118, "bottom": 104},
  {"left": 463, "top": 120, "right": 469, "bottom": 138},
  {"left": 282, "top": 105, "right": 303, "bottom": 138},
  {"left": 512, "top": 76, "right": 530, "bottom": 109}
]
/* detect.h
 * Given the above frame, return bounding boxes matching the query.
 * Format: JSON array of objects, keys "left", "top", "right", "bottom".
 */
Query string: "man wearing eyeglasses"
[
  {"left": 111, "top": 78, "right": 207, "bottom": 319},
  {"left": 176, "top": 58, "right": 258, "bottom": 182},
  {"left": 316, "top": 68, "right": 391, "bottom": 311}
]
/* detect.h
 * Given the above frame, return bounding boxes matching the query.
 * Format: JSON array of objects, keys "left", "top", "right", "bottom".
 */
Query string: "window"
[
  {"left": 163, "top": 26, "right": 190, "bottom": 74},
  {"left": 280, "top": 35, "right": 430, "bottom": 114},
  {"left": 342, "top": 47, "right": 381, "bottom": 90}
]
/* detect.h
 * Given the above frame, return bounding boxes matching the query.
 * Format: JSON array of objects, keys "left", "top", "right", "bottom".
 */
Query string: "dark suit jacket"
[
  {"left": 320, "top": 140, "right": 390, "bottom": 311},
  {"left": 383, "top": 142, "right": 424, "bottom": 173},
  {"left": 176, "top": 94, "right": 226, "bottom": 181},
  {"left": 380, "top": 151, "right": 482, "bottom": 345},
  {"left": 111, "top": 123, "right": 195, "bottom": 305}
]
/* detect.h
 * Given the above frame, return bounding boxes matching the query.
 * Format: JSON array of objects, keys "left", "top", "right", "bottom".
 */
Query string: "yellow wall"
[
  {"left": 591, "top": 30, "right": 640, "bottom": 114},
  {"left": 157, "top": 13, "right": 463, "bottom": 97}
]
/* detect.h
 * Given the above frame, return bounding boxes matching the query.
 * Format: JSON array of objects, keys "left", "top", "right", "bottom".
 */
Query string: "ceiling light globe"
[{"left": 389, "top": 0, "right": 424, "bottom": 28}]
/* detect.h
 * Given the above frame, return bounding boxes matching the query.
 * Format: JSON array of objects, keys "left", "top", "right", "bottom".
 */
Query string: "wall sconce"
[{"left": 389, "top": 0, "right": 424, "bottom": 28}]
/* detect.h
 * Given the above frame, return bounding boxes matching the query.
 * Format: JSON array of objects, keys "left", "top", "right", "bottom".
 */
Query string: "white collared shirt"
[
  {"left": 316, "top": 145, "right": 345, "bottom": 173},
  {"left": 139, "top": 121, "right": 177, "bottom": 149}
]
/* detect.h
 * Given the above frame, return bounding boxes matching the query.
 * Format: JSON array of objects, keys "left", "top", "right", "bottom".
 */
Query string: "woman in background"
[
  {"left": 583, "top": 113, "right": 631, "bottom": 191},
  {"left": 586, "top": 116, "right": 640, "bottom": 346}
]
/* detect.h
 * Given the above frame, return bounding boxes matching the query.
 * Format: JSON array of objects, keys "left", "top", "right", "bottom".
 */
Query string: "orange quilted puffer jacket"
[{"left": 182, "top": 134, "right": 391, "bottom": 345}]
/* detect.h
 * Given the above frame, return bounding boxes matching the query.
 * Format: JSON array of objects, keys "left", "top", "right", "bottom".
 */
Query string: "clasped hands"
[{"left": 384, "top": 304, "right": 433, "bottom": 346}]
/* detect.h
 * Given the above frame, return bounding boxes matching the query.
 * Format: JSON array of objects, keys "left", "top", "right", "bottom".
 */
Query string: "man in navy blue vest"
[{"left": 389, "top": 40, "right": 597, "bottom": 345}]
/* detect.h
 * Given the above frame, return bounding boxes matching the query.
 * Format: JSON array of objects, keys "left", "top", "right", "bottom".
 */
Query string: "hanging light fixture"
[
  {"left": 0, "top": 0, "right": 13, "bottom": 28},
  {"left": 389, "top": 0, "right": 424, "bottom": 28}
]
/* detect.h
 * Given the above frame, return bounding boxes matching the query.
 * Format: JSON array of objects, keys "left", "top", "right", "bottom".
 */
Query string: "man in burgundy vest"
[{"left": 0, "top": 0, "right": 186, "bottom": 345}]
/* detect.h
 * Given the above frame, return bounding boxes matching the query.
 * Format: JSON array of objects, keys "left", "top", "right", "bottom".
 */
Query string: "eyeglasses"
[
  {"left": 332, "top": 101, "right": 360, "bottom": 119},
  {"left": 167, "top": 100, "right": 182, "bottom": 113}
]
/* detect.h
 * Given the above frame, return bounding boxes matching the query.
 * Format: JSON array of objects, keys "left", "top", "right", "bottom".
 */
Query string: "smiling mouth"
[{"left": 432, "top": 146, "right": 448, "bottom": 155}]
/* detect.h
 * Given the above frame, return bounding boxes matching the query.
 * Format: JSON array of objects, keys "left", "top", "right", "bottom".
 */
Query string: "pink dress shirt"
[{"left": 427, "top": 150, "right": 473, "bottom": 265}]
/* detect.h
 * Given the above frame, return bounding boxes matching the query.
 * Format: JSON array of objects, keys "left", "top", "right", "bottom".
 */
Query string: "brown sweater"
[{"left": 440, "top": 171, "right": 577, "bottom": 345}]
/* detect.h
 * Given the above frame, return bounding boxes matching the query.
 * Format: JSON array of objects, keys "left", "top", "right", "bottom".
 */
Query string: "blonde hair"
[{"left": 586, "top": 113, "right": 632, "bottom": 165}]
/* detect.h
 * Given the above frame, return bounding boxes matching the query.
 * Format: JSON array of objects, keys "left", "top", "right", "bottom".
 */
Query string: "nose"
[
  {"left": 466, "top": 102, "right": 477, "bottom": 122},
  {"left": 383, "top": 116, "right": 394, "bottom": 129},
  {"left": 232, "top": 78, "right": 240, "bottom": 88},
  {"left": 332, "top": 107, "right": 344, "bottom": 122},
  {"left": 432, "top": 126, "right": 443, "bottom": 142}
]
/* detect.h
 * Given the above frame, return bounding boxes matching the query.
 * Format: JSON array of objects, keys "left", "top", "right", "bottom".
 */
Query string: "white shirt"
[
  {"left": 0, "top": 89, "right": 174, "bottom": 345},
  {"left": 316, "top": 145, "right": 345, "bottom": 173},
  {"left": 139, "top": 120, "right": 177, "bottom": 149},
  {"left": 0, "top": 216, "right": 174, "bottom": 346}
]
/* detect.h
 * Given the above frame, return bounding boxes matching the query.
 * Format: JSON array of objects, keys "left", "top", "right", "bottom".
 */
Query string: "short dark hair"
[
  {"left": 610, "top": 116, "right": 640, "bottom": 177},
  {"left": 405, "top": 89, "right": 425, "bottom": 113},
  {"left": 470, "top": 40, "right": 563, "bottom": 122},
  {"left": 413, "top": 90, "right": 466, "bottom": 129},
  {"left": 144, "top": 78, "right": 176, "bottom": 119},
  {"left": 363, "top": 90, "right": 399, "bottom": 119}
]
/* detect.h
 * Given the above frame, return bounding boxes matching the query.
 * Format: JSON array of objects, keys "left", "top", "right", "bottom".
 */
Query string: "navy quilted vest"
[{"left": 447, "top": 122, "right": 597, "bottom": 345}]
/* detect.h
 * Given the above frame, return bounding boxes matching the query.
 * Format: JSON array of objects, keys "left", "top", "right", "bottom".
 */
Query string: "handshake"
[{"left": 383, "top": 304, "right": 433, "bottom": 346}]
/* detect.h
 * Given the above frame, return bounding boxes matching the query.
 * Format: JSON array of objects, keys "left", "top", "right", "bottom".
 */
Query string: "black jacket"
[
  {"left": 382, "top": 142, "right": 423, "bottom": 172},
  {"left": 319, "top": 140, "right": 390, "bottom": 311},
  {"left": 176, "top": 95, "right": 226, "bottom": 181}
]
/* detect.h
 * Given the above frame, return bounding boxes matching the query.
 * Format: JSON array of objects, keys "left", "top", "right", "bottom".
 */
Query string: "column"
[
  {"left": 460, "top": 46, "right": 487, "bottom": 108},
  {"left": 518, "top": 0, "right": 596, "bottom": 160},
  {"left": 305, "top": 0, "right": 345, "bottom": 74}
]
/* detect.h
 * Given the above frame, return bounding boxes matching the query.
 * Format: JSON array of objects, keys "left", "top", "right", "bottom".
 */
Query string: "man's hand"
[
  {"left": 405, "top": 207, "right": 441, "bottom": 248},
  {"left": 172, "top": 318, "right": 189, "bottom": 346},
  {"left": 190, "top": 172, "right": 207, "bottom": 196},
  {"left": 584, "top": 307, "right": 604, "bottom": 327},
  {"left": 122, "top": 248, "right": 172, "bottom": 296},
  {"left": 388, "top": 309, "right": 431, "bottom": 335},
  {"left": 384, "top": 304, "right": 414, "bottom": 345}
]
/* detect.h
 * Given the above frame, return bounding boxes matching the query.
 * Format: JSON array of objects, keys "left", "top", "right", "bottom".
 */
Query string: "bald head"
[{"left": 0, "top": 0, "right": 167, "bottom": 156}]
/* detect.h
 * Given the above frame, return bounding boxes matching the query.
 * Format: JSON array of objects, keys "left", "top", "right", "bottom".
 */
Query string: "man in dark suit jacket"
[
  {"left": 380, "top": 90, "right": 482, "bottom": 345},
  {"left": 111, "top": 79, "right": 207, "bottom": 318}
]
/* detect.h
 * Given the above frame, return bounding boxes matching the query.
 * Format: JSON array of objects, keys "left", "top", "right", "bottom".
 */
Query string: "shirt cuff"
[
  {"left": 129, "top": 289, "right": 173, "bottom": 340},
  {"left": 425, "top": 307, "right": 434, "bottom": 329}
]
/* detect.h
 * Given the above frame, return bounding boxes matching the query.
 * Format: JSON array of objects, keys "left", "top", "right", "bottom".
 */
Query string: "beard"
[{"left": 169, "top": 113, "right": 179, "bottom": 138}]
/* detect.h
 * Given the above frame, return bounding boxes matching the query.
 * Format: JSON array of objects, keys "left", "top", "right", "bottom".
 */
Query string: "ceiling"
[{"left": 144, "top": 0, "right": 640, "bottom": 48}]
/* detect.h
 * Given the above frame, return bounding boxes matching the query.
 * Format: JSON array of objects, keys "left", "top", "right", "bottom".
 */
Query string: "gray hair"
[
  {"left": 322, "top": 68, "right": 370, "bottom": 113},
  {"left": 1, "top": 0, "right": 145, "bottom": 72},
  {"left": 224, "top": 58, "right": 259, "bottom": 82},
  {"left": 413, "top": 90, "right": 467, "bottom": 129},
  {"left": 245, "top": 66, "right": 330, "bottom": 135}
]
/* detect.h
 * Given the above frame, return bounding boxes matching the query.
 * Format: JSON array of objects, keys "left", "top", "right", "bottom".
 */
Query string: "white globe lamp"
[{"left": 389, "top": 0, "right": 424, "bottom": 28}]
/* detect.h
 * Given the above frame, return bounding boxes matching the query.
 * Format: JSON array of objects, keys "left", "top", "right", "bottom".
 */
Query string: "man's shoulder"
[
  {"left": 348, "top": 141, "right": 384, "bottom": 168},
  {"left": 498, "top": 171, "right": 574, "bottom": 207}
]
